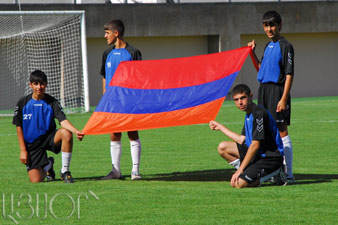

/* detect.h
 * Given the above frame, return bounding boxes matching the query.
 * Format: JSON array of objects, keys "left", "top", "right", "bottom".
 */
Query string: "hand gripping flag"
[{"left": 83, "top": 46, "right": 252, "bottom": 135}]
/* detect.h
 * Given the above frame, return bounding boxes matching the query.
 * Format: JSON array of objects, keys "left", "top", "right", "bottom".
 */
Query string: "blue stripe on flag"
[{"left": 96, "top": 72, "right": 238, "bottom": 114}]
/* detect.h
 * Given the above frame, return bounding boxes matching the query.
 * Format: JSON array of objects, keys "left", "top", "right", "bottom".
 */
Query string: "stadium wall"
[{"left": 1, "top": 2, "right": 338, "bottom": 106}]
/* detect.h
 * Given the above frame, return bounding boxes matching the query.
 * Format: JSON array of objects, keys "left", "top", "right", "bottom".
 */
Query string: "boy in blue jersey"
[
  {"left": 99, "top": 19, "right": 142, "bottom": 180},
  {"left": 12, "top": 70, "right": 84, "bottom": 183},
  {"left": 209, "top": 84, "right": 285, "bottom": 188},
  {"left": 248, "top": 11, "right": 295, "bottom": 182}
]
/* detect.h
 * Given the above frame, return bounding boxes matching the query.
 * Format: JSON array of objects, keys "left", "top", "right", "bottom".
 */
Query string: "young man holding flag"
[{"left": 99, "top": 19, "right": 142, "bottom": 180}]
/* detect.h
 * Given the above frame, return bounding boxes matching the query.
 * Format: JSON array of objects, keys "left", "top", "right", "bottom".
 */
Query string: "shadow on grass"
[
  {"left": 143, "top": 169, "right": 338, "bottom": 185},
  {"left": 69, "top": 170, "right": 338, "bottom": 185},
  {"left": 145, "top": 169, "right": 234, "bottom": 182}
]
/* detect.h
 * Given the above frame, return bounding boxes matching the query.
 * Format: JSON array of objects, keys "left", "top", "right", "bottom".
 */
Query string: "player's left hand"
[{"left": 276, "top": 99, "right": 287, "bottom": 112}]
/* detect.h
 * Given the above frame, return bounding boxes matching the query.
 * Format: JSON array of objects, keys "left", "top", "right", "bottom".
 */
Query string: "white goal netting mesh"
[{"left": 0, "top": 12, "right": 87, "bottom": 115}]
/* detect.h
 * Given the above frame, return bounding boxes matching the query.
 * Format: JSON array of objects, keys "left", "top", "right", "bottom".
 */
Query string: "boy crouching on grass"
[
  {"left": 209, "top": 84, "right": 286, "bottom": 188},
  {"left": 12, "top": 70, "right": 84, "bottom": 183}
]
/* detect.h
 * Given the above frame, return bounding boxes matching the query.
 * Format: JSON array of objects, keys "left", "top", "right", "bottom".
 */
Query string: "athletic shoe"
[
  {"left": 287, "top": 177, "right": 296, "bottom": 184},
  {"left": 131, "top": 171, "right": 142, "bottom": 181},
  {"left": 101, "top": 169, "right": 122, "bottom": 180},
  {"left": 46, "top": 157, "right": 55, "bottom": 182},
  {"left": 273, "top": 169, "right": 288, "bottom": 186},
  {"left": 60, "top": 171, "right": 74, "bottom": 183}
]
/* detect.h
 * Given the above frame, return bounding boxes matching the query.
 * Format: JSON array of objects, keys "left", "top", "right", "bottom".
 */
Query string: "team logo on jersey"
[
  {"left": 113, "top": 52, "right": 121, "bottom": 55},
  {"left": 268, "top": 44, "right": 274, "bottom": 48},
  {"left": 34, "top": 104, "right": 42, "bottom": 107},
  {"left": 256, "top": 118, "right": 263, "bottom": 132},
  {"left": 107, "top": 62, "right": 111, "bottom": 68}
]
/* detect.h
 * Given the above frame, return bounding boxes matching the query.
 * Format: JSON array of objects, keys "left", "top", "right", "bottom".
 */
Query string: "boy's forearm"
[
  {"left": 281, "top": 75, "right": 293, "bottom": 101},
  {"left": 60, "top": 120, "right": 80, "bottom": 134},
  {"left": 102, "top": 78, "right": 106, "bottom": 94},
  {"left": 250, "top": 51, "right": 261, "bottom": 69},
  {"left": 219, "top": 125, "right": 245, "bottom": 145},
  {"left": 16, "top": 126, "right": 27, "bottom": 152},
  {"left": 237, "top": 140, "right": 260, "bottom": 172}
]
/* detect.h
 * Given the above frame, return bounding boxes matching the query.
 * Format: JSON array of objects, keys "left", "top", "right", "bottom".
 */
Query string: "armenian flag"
[{"left": 83, "top": 46, "right": 252, "bottom": 135}]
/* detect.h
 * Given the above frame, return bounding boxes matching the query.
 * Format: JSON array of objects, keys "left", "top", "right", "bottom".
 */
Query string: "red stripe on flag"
[
  {"left": 83, "top": 97, "right": 225, "bottom": 135},
  {"left": 109, "top": 47, "right": 251, "bottom": 89}
]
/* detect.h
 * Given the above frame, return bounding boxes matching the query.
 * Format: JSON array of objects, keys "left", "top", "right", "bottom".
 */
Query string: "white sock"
[
  {"left": 110, "top": 141, "right": 121, "bottom": 172},
  {"left": 61, "top": 152, "right": 72, "bottom": 173},
  {"left": 282, "top": 135, "right": 293, "bottom": 179},
  {"left": 43, "top": 159, "right": 52, "bottom": 172},
  {"left": 130, "top": 139, "right": 141, "bottom": 173},
  {"left": 229, "top": 158, "right": 240, "bottom": 169}
]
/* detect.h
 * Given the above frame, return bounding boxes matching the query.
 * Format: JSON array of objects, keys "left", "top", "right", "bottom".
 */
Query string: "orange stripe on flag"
[{"left": 83, "top": 97, "right": 225, "bottom": 135}]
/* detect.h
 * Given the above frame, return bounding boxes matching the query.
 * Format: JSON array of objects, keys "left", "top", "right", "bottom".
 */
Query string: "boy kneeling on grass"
[{"left": 13, "top": 70, "right": 84, "bottom": 183}]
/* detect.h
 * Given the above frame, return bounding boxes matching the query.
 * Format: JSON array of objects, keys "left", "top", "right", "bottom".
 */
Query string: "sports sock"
[
  {"left": 61, "top": 152, "right": 72, "bottom": 173},
  {"left": 110, "top": 141, "right": 122, "bottom": 172},
  {"left": 229, "top": 158, "right": 240, "bottom": 169},
  {"left": 43, "top": 158, "right": 52, "bottom": 172},
  {"left": 282, "top": 135, "right": 293, "bottom": 179},
  {"left": 130, "top": 139, "right": 141, "bottom": 173}
]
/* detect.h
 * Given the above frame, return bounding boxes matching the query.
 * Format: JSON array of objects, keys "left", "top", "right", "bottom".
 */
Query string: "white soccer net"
[{"left": 0, "top": 11, "right": 89, "bottom": 115}]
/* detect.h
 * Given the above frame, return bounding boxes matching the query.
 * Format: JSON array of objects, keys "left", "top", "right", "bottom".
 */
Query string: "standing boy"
[
  {"left": 209, "top": 84, "right": 285, "bottom": 188},
  {"left": 248, "top": 10, "right": 295, "bottom": 182},
  {"left": 100, "top": 19, "right": 142, "bottom": 180},
  {"left": 13, "top": 70, "right": 84, "bottom": 183}
]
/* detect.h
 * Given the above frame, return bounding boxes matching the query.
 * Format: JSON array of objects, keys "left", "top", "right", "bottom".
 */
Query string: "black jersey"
[
  {"left": 257, "top": 37, "right": 294, "bottom": 84},
  {"left": 12, "top": 94, "right": 67, "bottom": 144}
]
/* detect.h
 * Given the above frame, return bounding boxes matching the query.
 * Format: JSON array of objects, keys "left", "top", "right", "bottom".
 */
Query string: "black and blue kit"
[
  {"left": 238, "top": 103, "right": 284, "bottom": 183},
  {"left": 100, "top": 43, "right": 142, "bottom": 89},
  {"left": 257, "top": 37, "right": 294, "bottom": 125},
  {"left": 12, "top": 94, "right": 67, "bottom": 171}
]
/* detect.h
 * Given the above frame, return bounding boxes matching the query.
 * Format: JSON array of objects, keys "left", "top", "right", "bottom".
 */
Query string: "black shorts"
[
  {"left": 258, "top": 83, "right": 291, "bottom": 125},
  {"left": 236, "top": 143, "right": 283, "bottom": 184},
  {"left": 25, "top": 130, "right": 61, "bottom": 171}
]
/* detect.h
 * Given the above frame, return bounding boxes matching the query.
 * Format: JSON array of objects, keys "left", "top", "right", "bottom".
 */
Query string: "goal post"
[{"left": 0, "top": 11, "right": 90, "bottom": 115}]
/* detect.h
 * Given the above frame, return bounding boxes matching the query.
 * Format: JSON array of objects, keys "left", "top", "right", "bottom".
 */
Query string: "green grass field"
[{"left": 1, "top": 96, "right": 337, "bottom": 225}]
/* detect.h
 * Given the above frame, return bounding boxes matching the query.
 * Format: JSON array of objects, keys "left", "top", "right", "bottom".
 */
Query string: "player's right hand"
[
  {"left": 247, "top": 40, "right": 256, "bottom": 51},
  {"left": 20, "top": 150, "right": 28, "bottom": 165}
]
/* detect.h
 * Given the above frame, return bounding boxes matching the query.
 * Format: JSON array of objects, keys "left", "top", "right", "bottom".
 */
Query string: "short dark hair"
[
  {"left": 262, "top": 10, "right": 282, "bottom": 26},
  {"left": 30, "top": 70, "right": 47, "bottom": 84},
  {"left": 104, "top": 19, "right": 125, "bottom": 37},
  {"left": 232, "top": 84, "right": 251, "bottom": 97}
]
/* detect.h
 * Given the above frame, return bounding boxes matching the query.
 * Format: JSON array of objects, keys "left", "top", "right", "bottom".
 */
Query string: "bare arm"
[
  {"left": 231, "top": 140, "right": 260, "bottom": 187},
  {"left": 248, "top": 40, "right": 261, "bottom": 70},
  {"left": 16, "top": 126, "right": 28, "bottom": 165},
  {"left": 102, "top": 78, "right": 106, "bottom": 95},
  {"left": 277, "top": 74, "right": 293, "bottom": 112},
  {"left": 60, "top": 120, "right": 84, "bottom": 141},
  {"left": 209, "top": 120, "right": 245, "bottom": 145}
]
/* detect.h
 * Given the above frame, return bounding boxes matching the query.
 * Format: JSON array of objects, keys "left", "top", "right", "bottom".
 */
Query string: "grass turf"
[{"left": 0, "top": 96, "right": 337, "bottom": 225}]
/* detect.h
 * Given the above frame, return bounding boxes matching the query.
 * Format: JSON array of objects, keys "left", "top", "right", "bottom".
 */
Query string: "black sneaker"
[
  {"left": 274, "top": 169, "right": 288, "bottom": 186},
  {"left": 60, "top": 171, "right": 75, "bottom": 183},
  {"left": 46, "top": 157, "right": 55, "bottom": 182}
]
